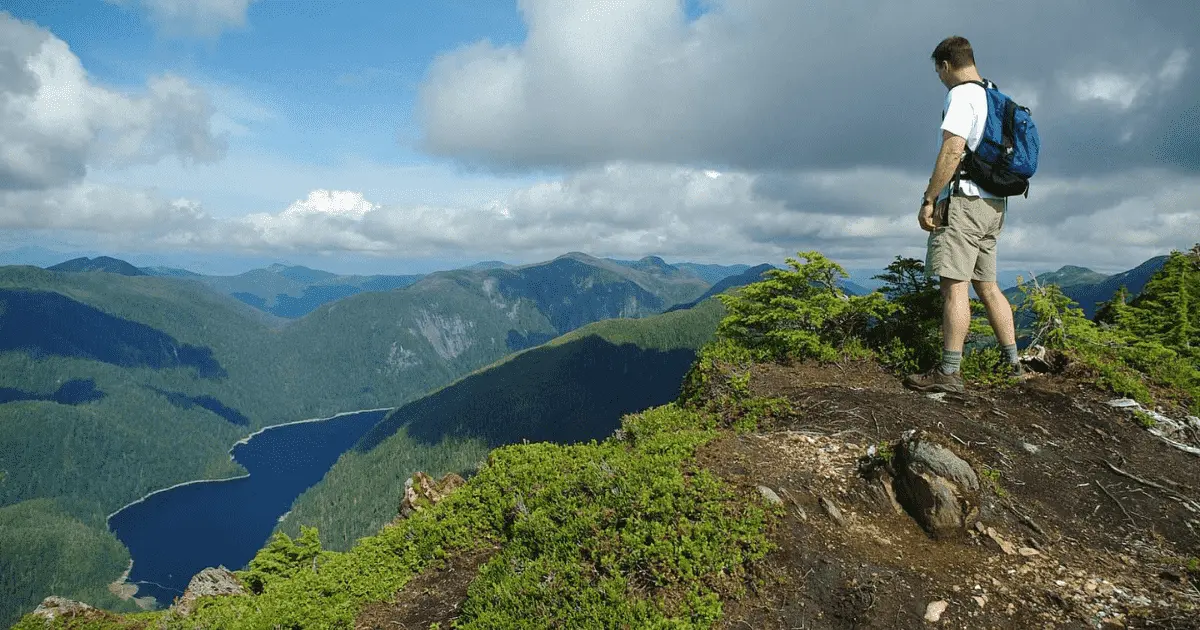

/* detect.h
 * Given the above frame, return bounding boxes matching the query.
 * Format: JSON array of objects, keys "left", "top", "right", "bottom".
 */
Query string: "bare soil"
[
  {"left": 704, "top": 358, "right": 1200, "bottom": 629},
  {"left": 354, "top": 545, "right": 498, "bottom": 630}
]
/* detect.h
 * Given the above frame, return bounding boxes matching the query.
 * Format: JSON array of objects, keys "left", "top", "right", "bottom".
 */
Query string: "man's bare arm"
[{"left": 923, "top": 130, "right": 967, "bottom": 203}]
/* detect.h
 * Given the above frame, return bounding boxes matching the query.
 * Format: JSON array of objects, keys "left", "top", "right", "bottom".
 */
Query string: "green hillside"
[
  {"left": 0, "top": 254, "right": 711, "bottom": 625},
  {"left": 275, "top": 298, "right": 727, "bottom": 551},
  {"left": 1003, "top": 257, "right": 1168, "bottom": 318},
  {"left": 13, "top": 245, "right": 1199, "bottom": 629},
  {"left": 0, "top": 500, "right": 141, "bottom": 622}
]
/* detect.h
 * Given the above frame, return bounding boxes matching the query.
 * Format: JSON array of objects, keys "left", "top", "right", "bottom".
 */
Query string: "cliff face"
[{"left": 20, "top": 355, "right": 1200, "bottom": 629}]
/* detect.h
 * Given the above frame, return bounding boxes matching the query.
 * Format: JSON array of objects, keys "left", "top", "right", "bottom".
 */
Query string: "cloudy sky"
[{"left": 1, "top": 0, "right": 1197, "bottom": 275}]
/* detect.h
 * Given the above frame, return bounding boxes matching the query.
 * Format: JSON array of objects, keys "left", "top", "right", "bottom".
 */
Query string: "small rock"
[
  {"left": 973, "top": 594, "right": 988, "bottom": 608},
  {"left": 819, "top": 495, "right": 848, "bottom": 527},
  {"left": 1085, "top": 579, "right": 1098, "bottom": 593},
  {"left": 1106, "top": 398, "right": 1140, "bottom": 408},
  {"left": 986, "top": 527, "right": 1017, "bottom": 555},
  {"left": 399, "top": 471, "right": 466, "bottom": 518},
  {"left": 1098, "top": 582, "right": 1116, "bottom": 596},
  {"left": 32, "top": 597, "right": 94, "bottom": 620},
  {"left": 924, "top": 600, "right": 949, "bottom": 622},
  {"left": 756, "top": 485, "right": 783, "bottom": 505},
  {"left": 1021, "top": 442, "right": 1040, "bottom": 455},
  {"left": 1018, "top": 547, "right": 1040, "bottom": 557},
  {"left": 926, "top": 392, "right": 948, "bottom": 402}
]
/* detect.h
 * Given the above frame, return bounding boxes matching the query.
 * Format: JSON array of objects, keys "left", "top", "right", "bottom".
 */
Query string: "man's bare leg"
[
  {"left": 941, "top": 278, "right": 972, "bottom": 353},
  {"left": 972, "top": 280, "right": 1016, "bottom": 347},
  {"left": 903, "top": 277, "right": 972, "bottom": 391}
]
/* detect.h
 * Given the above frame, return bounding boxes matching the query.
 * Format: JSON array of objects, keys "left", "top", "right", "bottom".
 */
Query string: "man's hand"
[{"left": 918, "top": 200, "right": 937, "bottom": 232}]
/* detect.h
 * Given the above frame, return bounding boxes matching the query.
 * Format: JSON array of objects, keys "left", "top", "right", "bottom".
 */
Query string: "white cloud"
[
  {"left": 19, "top": 161, "right": 1194, "bottom": 274},
  {"left": 280, "top": 189, "right": 378, "bottom": 220},
  {"left": 108, "top": 0, "right": 258, "bottom": 38},
  {"left": 1158, "top": 48, "right": 1190, "bottom": 85},
  {"left": 1068, "top": 47, "right": 1191, "bottom": 111},
  {"left": 416, "top": 0, "right": 1200, "bottom": 176},
  {"left": 0, "top": 12, "right": 225, "bottom": 190},
  {"left": 0, "top": 182, "right": 211, "bottom": 233},
  {"left": 1001, "top": 82, "right": 1040, "bottom": 111},
  {"left": 1070, "top": 73, "right": 1146, "bottom": 110}
]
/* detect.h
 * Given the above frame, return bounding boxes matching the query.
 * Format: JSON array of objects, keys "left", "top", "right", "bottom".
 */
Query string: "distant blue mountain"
[
  {"left": 665, "top": 264, "right": 774, "bottom": 312},
  {"left": 152, "top": 264, "right": 425, "bottom": 319},
  {"left": 141, "top": 266, "right": 203, "bottom": 277},
  {"left": 460, "top": 260, "right": 512, "bottom": 271},
  {"left": 268, "top": 263, "right": 339, "bottom": 284},
  {"left": 1003, "top": 255, "right": 1169, "bottom": 318},
  {"left": 668, "top": 262, "right": 756, "bottom": 284},
  {"left": 48, "top": 256, "right": 145, "bottom": 276}
]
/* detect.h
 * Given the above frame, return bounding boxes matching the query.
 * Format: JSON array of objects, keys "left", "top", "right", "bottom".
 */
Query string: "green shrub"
[
  {"left": 868, "top": 257, "right": 942, "bottom": 373},
  {"left": 714, "top": 251, "right": 896, "bottom": 363},
  {"left": 1019, "top": 246, "right": 1200, "bottom": 413},
  {"left": 239, "top": 526, "right": 328, "bottom": 595}
]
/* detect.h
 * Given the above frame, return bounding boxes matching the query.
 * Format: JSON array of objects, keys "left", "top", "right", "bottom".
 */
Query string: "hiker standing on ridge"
[{"left": 905, "top": 36, "right": 1028, "bottom": 394}]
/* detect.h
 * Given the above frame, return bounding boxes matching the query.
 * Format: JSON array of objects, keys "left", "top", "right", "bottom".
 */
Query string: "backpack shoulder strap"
[{"left": 952, "top": 79, "right": 997, "bottom": 91}]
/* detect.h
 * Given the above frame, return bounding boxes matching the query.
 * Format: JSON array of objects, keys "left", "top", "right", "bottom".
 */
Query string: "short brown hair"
[{"left": 931, "top": 36, "right": 976, "bottom": 70}]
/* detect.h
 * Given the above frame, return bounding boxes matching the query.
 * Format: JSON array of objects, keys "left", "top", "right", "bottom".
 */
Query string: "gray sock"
[
  {"left": 1002, "top": 343, "right": 1020, "bottom": 364},
  {"left": 939, "top": 350, "right": 963, "bottom": 375}
]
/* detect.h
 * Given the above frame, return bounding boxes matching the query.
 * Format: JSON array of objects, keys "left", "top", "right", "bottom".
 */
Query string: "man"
[{"left": 904, "top": 36, "right": 1023, "bottom": 394}]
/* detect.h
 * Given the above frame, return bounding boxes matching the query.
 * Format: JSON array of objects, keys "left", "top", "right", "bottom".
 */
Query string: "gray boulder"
[
  {"left": 171, "top": 566, "right": 247, "bottom": 616},
  {"left": 891, "top": 431, "right": 981, "bottom": 539},
  {"left": 32, "top": 596, "right": 95, "bottom": 620}
]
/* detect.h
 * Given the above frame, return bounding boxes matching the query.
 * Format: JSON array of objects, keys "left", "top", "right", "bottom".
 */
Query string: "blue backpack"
[{"left": 957, "top": 79, "right": 1040, "bottom": 198}]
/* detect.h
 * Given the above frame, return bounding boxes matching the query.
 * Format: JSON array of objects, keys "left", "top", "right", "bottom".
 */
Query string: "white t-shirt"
[{"left": 938, "top": 82, "right": 999, "bottom": 200}]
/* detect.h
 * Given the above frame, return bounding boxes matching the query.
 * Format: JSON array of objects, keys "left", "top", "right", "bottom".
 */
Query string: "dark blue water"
[{"left": 107, "top": 408, "right": 389, "bottom": 606}]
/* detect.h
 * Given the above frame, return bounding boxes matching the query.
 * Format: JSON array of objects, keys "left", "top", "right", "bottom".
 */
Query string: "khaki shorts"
[{"left": 925, "top": 194, "right": 1007, "bottom": 282}]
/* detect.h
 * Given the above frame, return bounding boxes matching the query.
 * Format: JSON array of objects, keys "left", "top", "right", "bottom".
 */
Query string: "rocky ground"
[{"left": 704, "top": 358, "right": 1200, "bottom": 629}]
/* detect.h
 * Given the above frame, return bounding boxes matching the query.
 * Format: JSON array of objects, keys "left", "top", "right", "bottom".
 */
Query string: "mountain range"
[
  {"left": 0, "top": 246, "right": 1175, "bottom": 625},
  {"left": 29, "top": 253, "right": 757, "bottom": 320},
  {"left": 274, "top": 295, "right": 735, "bottom": 552},
  {"left": 1002, "top": 256, "right": 1169, "bottom": 317},
  {"left": 0, "top": 250, "right": 757, "bottom": 625}
]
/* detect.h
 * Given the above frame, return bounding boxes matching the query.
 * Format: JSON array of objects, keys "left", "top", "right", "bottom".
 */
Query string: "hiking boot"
[
  {"left": 1009, "top": 361, "right": 1036, "bottom": 381},
  {"left": 903, "top": 367, "right": 965, "bottom": 393}
]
